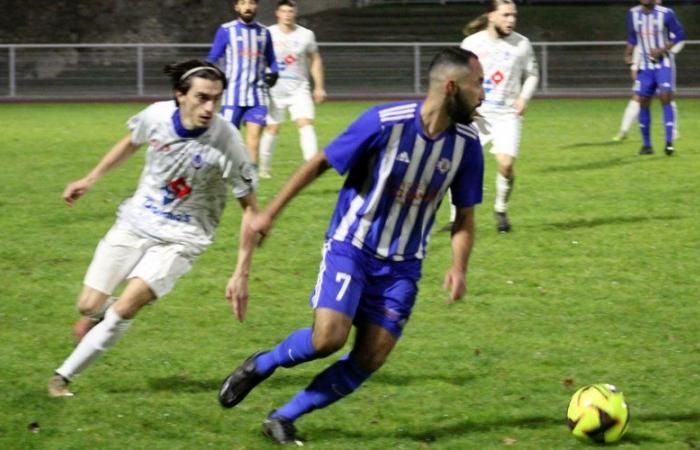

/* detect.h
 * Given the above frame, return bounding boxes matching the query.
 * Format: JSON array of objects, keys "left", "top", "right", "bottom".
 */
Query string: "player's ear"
[{"left": 445, "top": 79, "right": 458, "bottom": 96}]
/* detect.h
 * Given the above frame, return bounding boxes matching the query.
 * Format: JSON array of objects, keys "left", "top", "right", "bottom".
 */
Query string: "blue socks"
[
  {"left": 255, "top": 328, "right": 317, "bottom": 377},
  {"left": 272, "top": 354, "right": 371, "bottom": 421},
  {"left": 662, "top": 103, "right": 675, "bottom": 143},
  {"left": 639, "top": 106, "right": 651, "bottom": 147}
]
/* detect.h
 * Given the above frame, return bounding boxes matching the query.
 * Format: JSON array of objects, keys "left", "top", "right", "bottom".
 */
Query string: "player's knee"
[{"left": 312, "top": 328, "right": 348, "bottom": 356}]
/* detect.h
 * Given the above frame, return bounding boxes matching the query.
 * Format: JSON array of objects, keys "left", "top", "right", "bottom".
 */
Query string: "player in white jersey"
[
  {"left": 452, "top": 0, "right": 538, "bottom": 233},
  {"left": 613, "top": 0, "right": 681, "bottom": 142},
  {"left": 48, "top": 60, "right": 261, "bottom": 397},
  {"left": 258, "top": 0, "right": 327, "bottom": 179}
]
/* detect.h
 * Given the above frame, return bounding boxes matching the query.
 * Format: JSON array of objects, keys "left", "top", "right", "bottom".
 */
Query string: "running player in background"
[
  {"left": 625, "top": 0, "right": 685, "bottom": 155},
  {"left": 453, "top": 0, "right": 537, "bottom": 234},
  {"left": 208, "top": 0, "right": 279, "bottom": 166},
  {"left": 48, "top": 60, "right": 260, "bottom": 397},
  {"left": 218, "top": 47, "right": 485, "bottom": 445},
  {"left": 258, "top": 0, "right": 327, "bottom": 179},
  {"left": 613, "top": 0, "right": 681, "bottom": 142}
]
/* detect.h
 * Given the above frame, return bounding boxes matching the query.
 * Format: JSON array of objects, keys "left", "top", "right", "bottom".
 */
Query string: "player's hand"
[
  {"left": 249, "top": 211, "right": 273, "bottom": 242},
  {"left": 263, "top": 72, "right": 279, "bottom": 88},
  {"left": 226, "top": 272, "right": 249, "bottom": 322},
  {"left": 649, "top": 48, "right": 666, "bottom": 60},
  {"left": 443, "top": 267, "right": 467, "bottom": 304},
  {"left": 313, "top": 88, "right": 327, "bottom": 104},
  {"left": 514, "top": 98, "right": 528, "bottom": 116},
  {"left": 624, "top": 54, "right": 633, "bottom": 65},
  {"left": 62, "top": 178, "right": 93, "bottom": 207}
]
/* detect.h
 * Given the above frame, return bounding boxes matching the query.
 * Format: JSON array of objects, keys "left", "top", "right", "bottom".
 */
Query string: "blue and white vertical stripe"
[
  {"left": 627, "top": 5, "right": 686, "bottom": 71},
  {"left": 325, "top": 102, "right": 483, "bottom": 261}
]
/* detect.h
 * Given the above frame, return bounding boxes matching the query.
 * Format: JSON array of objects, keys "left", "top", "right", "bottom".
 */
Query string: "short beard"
[
  {"left": 494, "top": 24, "right": 512, "bottom": 38},
  {"left": 446, "top": 92, "right": 476, "bottom": 125}
]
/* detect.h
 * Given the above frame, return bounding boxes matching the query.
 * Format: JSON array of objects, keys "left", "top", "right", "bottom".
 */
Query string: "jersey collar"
[{"left": 172, "top": 109, "right": 208, "bottom": 139}]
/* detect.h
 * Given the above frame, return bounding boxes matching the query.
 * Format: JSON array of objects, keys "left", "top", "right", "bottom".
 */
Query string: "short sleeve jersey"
[
  {"left": 324, "top": 101, "right": 484, "bottom": 261},
  {"left": 627, "top": 5, "right": 686, "bottom": 71},
  {"left": 120, "top": 101, "right": 256, "bottom": 252},
  {"left": 268, "top": 24, "right": 318, "bottom": 96},
  {"left": 461, "top": 30, "right": 538, "bottom": 111}
]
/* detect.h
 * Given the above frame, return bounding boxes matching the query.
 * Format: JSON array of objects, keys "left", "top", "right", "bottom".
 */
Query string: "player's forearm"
[
  {"left": 310, "top": 54, "right": 325, "bottom": 91},
  {"left": 519, "top": 75, "right": 539, "bottom": 102},
  {"left": 233, "top": 195, "right": 259, "bottom": 278},
  {"left": 624, "top": 44, "right": 635, "bottom": 64},
  {"left": 84, "top": 135, "right": 140, "bottom": 184},
  {"left": 265, "top": 152, "right": 331, "bottom": 221},
  {"left": 450, "top": 208, "right": 475, "bottom": 274}
]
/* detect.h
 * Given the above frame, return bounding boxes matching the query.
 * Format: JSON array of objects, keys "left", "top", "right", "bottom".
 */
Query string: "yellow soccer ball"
[{"left": 567, "top": 383, "right": 630, "bottom": 443}]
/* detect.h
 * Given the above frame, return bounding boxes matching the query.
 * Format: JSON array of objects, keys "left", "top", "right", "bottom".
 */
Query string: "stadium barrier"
[{"left": 0, "top": 41, "right": 698, "bottom": 100}]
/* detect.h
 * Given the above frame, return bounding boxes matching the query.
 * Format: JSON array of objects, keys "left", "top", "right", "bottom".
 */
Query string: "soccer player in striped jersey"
[
  {"left": 625, "top": 0, "right": 686, "bottom": 155},
  {"left": 48, "top": 60, "right": 260, "bottom": 397},
  {"left": 218, "top": 48, "right": 485, "bottom": 445},
  {"left": 208, "top": 0, "right": 279, "bottom": 166},
  {"left": 455, "top": 0, "right": 538, "bottom": 233}
]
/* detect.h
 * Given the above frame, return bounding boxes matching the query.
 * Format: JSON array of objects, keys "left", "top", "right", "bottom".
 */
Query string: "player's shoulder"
[
  {"left": 461, "top": 30, "right": 487, "bottom": 45},
  {"left": 374, "top": 101, "right": 420, "bottom": 125},
  {"left": 655, "top": 5, "right": 674, "bottom": 14},
  {"left": 268, "top": 24, "right": 280, "bottom": 33},
  {"left": 507, "top": 31, "right": 532, "bottom": 46},
  {"left": 221, "top": 20, "right": 238, "bottom": 29},
  {"left": 629, "top": 5, "right": 643, "bottom": 13},
  {"left": 142, "top": 100, "right": 176, "bottom": 120},
  {"left": 455, "top": 122, "right": 480, "bottom": 142}
]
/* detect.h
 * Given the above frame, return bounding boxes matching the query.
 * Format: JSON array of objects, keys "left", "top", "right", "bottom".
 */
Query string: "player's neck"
[
  {"left": 420, "top": 99, "right": 451, "bottom": 139},
  {"left": 486, "top": 26, "right": 503, "bottom": 40},
  {"left": 278, "top": 22, "right": 296, "bottom": 33}
]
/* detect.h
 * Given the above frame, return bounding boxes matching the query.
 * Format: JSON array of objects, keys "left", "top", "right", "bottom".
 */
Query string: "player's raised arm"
[
  {"left": 62, "top": 134, "right": 140, "bottom": 207},
  {"left": 226, "top": 192, "right": 260, "bottom": 322}
]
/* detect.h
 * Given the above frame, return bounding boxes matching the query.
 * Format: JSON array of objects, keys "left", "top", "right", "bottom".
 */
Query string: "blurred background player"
[
  {"left": 258, "top": 0, "right": 327, "bottom": 179},
  {"left": 208, "top": 0, "right": 279, "bottom": 167},
  {"left": 48, "top": 60, "right": 260, "bottom": 397},
  {"left": 614, "top": 0, "right": 681, "bottom": 142},
  {"left": 625, "top": 0, "right": 685, "bottom": 156},
  {"left": 217, "top": 48, "right": 485, "bottom": 445},
  {"left": 456, "top": 0, "right": 538, "bottom": 233}
]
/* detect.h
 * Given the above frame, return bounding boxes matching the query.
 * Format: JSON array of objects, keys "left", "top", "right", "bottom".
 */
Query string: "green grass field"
[{"left": 1, "top": 99, "right": 699, "bottom": 449}]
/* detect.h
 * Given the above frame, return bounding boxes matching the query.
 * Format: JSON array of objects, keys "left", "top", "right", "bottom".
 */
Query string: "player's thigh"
[
  {"left": 266, "top": 96, "right": 289, "bottom": 126},
  {"left": 289, "top": 91, "right": 315, "bottom": 122},
  {"left": 656, "top": 67, "right": 675, "bottom": 101},
  {"left": 634, "top": 70, "right": 657, "bottom": 98},
  {"left": 83, "top": 224, "right": 150, "bottom": 298},
  {"left": 310, "top": 241, "right": 366, "bottom": 321},
  {"left": 350, "top": 322, "right": 398, "bottom": 373},
  {"left": 490, "top": 115, "right": 522, "bottom": 158},
  {"left": 127, "top": 243, "right": 197, "bottom": 300}
]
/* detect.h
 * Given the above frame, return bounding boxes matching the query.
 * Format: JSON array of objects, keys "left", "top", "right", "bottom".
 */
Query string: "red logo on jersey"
[
  {"left": 491, "top": 70, "right": 505, "bottom": 84},
  {"left": 284, "top": 54, "right": 297, "bottom": 65},
  {"left": 162, "top": 177, "right": 192, "bottom": 205}
]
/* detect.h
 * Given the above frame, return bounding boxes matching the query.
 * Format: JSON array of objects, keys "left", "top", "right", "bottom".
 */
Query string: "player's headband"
[{"left": 179, "top": 66, "right": 223, "bottom": 82}]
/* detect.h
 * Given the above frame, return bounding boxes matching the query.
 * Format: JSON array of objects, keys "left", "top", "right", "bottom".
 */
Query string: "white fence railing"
[{"left": 1, "top": 41, "right": 699, "bottom": 99}]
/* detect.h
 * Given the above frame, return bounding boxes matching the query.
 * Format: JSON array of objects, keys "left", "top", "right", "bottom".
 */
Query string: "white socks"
[
  {"left": 259, "top": 131, "right": 277, "bottom": 174},
  {"left": 299, "top": 125, "right": 318, "bottom": 161},
  {"left": 56, "top": 306, "right": 132, "bottom": 380},
  {"left": 495, "top": 173, "right": 513, "bottom": 213},
  {"left": 620, "top": 100, "right": 641, "bottom": 135}
]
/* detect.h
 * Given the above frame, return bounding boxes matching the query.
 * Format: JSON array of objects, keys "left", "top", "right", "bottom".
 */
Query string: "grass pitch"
[{"left": 1, "top": 99, "right": 699, "bottom": 449}]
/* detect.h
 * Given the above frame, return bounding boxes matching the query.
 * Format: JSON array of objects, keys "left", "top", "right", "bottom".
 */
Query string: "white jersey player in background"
[
  {"left": 447, "top": 0, "right": 537, "bottom": 233},
  {"left": 613, "top": 0, "right": 681, "bottom": 142},
  {"left": 258, "top": 0, "right": 327, "bottom": 179},
  {"left": 48, "top": 60, "right": 261, "bottom": 397}
]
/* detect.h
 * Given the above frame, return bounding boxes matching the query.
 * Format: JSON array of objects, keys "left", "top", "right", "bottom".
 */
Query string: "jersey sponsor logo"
[
  {"left": 389, "top": 181, "right": 440, "bottom": 204},
  {"left": 143, "top": 195, "right": 192, "bottom": 223},
  {"left": 283, "top": 54, "right": 297, "bottom": 65},
  {"left": 491, "top": 70, "right": 505, "bottom": 85},
  {"left": 162, "top": 177, "right": 192, "bottom": 205}
]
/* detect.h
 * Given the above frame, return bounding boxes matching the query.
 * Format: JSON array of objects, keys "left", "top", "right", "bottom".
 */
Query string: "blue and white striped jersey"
[
  {"left": 324, "top": 101, "right": 484, "bottom": 261},
  {"left": 627, "top": 5, "right": 685, "bottom": 71},
  {"left": 207, "top": 20, "right": 279, "bottom": 107}
]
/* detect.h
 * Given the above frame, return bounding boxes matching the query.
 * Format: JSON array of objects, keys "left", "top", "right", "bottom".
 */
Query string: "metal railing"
[{"left": 1, "top": 41, "right": 699, "bottom": 99}]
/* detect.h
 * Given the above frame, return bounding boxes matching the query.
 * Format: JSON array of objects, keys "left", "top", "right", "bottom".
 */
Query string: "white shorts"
[
  {"left": 84, "top": 224, "right": 196, "bottom": 299},
  {"left": 476, "top": 112, "right": 523, "bottom": 158},
  {"left": 267, "top": 89, "right": 315, "bottom": 125}
]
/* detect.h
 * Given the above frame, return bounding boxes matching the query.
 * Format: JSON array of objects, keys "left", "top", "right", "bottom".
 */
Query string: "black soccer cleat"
[
  {"left": 263, "top": 413, "right": 303, "bottom": 446},
  {"left": 664, "top": 142, "right": 675, "bottom": 156},
  {"left": 495, "top": 212, "right": 511, "bottom": 233},
  {"left": 638, "top": 145, "right": 654, "bottom": 155},
  {"left": 218, "top": 351, "right": 270, "bottom": 408}
]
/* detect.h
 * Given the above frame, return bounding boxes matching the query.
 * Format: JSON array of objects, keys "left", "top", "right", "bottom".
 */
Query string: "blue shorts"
[
  {"left": 309, "top": 240, "right": 422, "bottom": 338},
  {"left": 221, "top": 105, "right": 267, "bottom": 129},
  {"left": 634, "top": 67, "right": 675, "bottom": 97}
]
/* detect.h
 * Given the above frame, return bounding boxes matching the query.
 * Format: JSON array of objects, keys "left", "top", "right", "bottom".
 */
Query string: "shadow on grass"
[
  {"left": 309, "top": 410, "right": 700, "bottom": 444},
  {"left": 542, "top": 214, "right": 682, "bottom": 230},
  {"left": 538, "top": 155, "right": 649, "bottom": 173},
  {"left": 146, "top": 371, "right": 477, "bottom": 393},
  {"left": 558, "top": 140, "right": 626, "bottom": 150}
]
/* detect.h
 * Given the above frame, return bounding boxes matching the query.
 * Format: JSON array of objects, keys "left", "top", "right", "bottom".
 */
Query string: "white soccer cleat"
[
  {"left": 48, "top": 374, "right": 74, "bottom": 397},
  {"left": 259, "top": 169, "right": 271, "bottom": 179},
  {"left": 612, "top": 132, "right": 627, "bottom": 142}
]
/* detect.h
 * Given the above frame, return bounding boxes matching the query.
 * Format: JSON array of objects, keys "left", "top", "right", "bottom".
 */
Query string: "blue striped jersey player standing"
[
  {"left": 208, "top": 0, "right": 279, "bottom": 166},
  {"left": 625, "top": 0, "right": 685, "bottom": 156},
  {"left": 217, "top": 47, "right": 486, "bottom": 445}
]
